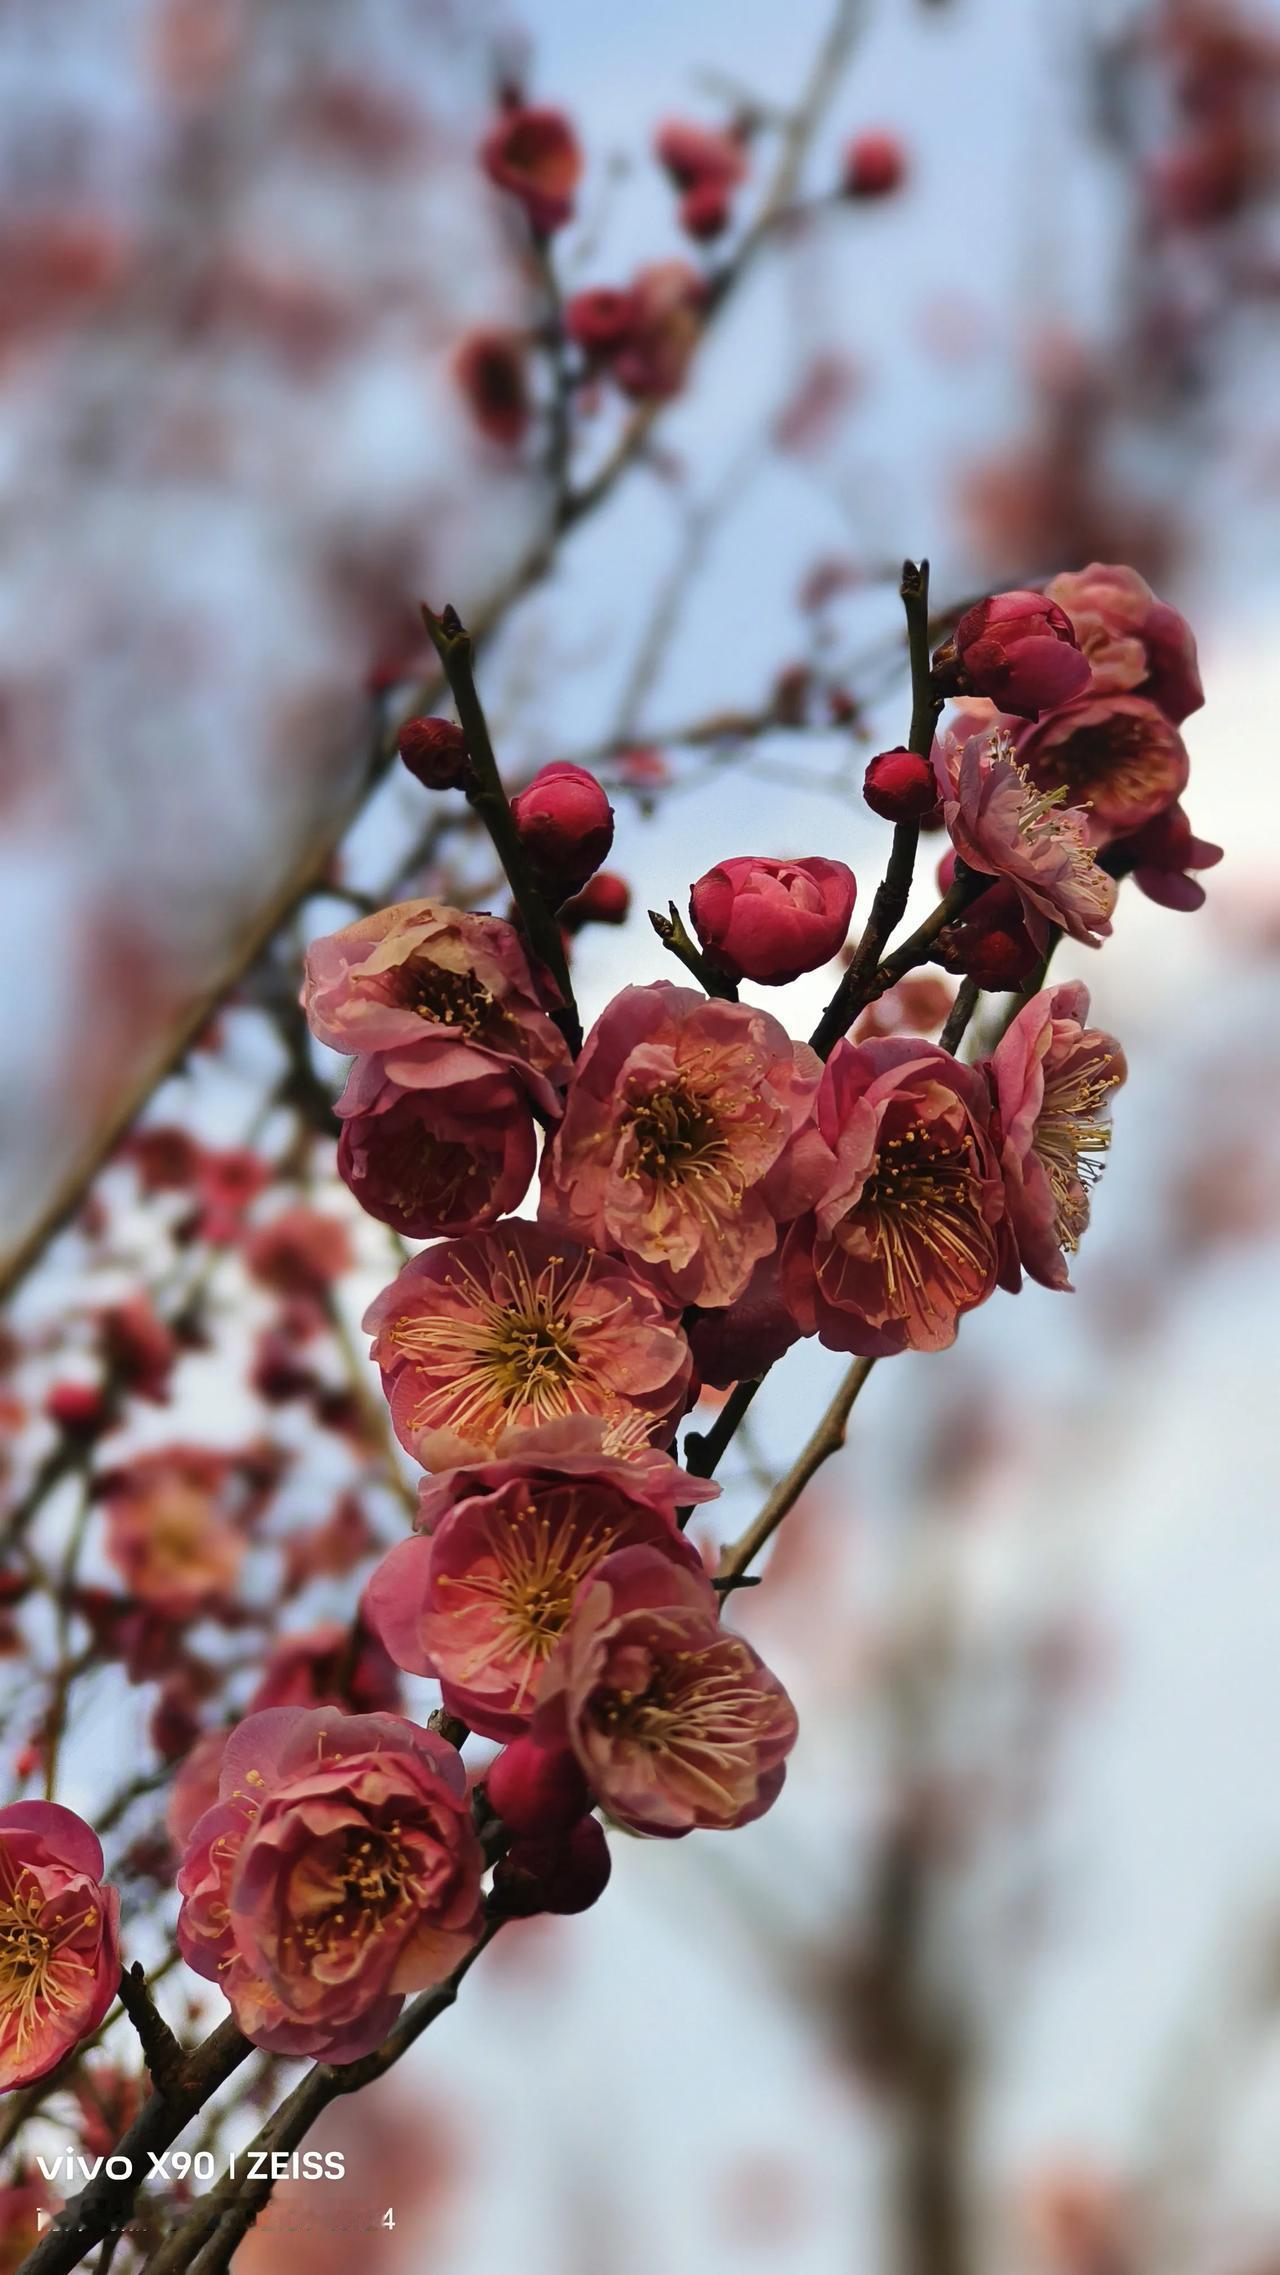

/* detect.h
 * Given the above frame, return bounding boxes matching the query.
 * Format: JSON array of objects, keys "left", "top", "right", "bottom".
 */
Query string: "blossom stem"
[
  {"left": 938, "top": 977, "right": 980, "bottom": 1054},
  {"left": 136, "top": 1928, "right": 501, "bottom": 2275},
  {"left": 717, "top": 1357, "right": 876, "bottom": 1590},
  {"left": 809, "top": 559, "right": 942, "bottom": 1058},
  {"left": 421, "top": 604, "right": 582, "bottom": 1055},
  {"left": 648, "top": 903, "right": 738, "bottom": 999},
  {"left": 682, "top": 1376, "right": 764, "bottom": 1486}
]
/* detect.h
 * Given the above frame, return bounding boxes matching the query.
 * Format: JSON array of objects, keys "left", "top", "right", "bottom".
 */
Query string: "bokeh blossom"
[
  {"left": 177, "top": 1706, "right": 483, "bottom": 2061},
  {"left": 365, "top": 1221, "right": 693, "bottom": 1470},
  {"left": 335, "top": 1044, "right": 536, "bottom": 1238},
  {"left": 934, "top": 727, "right": 1117, "bottom": 947},
  {"left": 534, "top": 1548, "right": 798, "bottom": 1837},
  {"left": 363, "top": 1422, "right": 712, "bottom": 1737},
  {"left": 480, "top": 103, "right": 582, "bottom": 235},
  {"left": 101, "top": 1447, "right": 245, "bottom": 1622},
  {"left": 541, "top": 982, "right": 829, "bottom": 1310},
  {"left": 782, "top": 1037, "right": 1007, "bottom": 1355},
  {"left": 986, "top": 982, "right": 1127, "bottom": 1291},
  {"left": 302, "top": 899, "right": 571, "bottom": 1112},
  {"left": 0, "top": 1803, "right": 121, "bottom": 2091}
]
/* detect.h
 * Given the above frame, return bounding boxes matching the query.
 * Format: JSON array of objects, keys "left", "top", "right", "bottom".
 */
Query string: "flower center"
[
  {"left": 396, "top": 958, "right": 496, "bottom": 1036},
  {"left": 855, "top": 1116, "right": 992, "bottom": 1308},
  {"left": 1035, "top": 1063, "right": 1119, "bottom": 1249},
  {"left": 626, "top": 1082, "right": 726, "bottom": 1183},
  {"left": 0, "top": 1881, "right": 94, "bottom": 2049},
  {"left": 289, "top": 1825, "right": 416, "bottom": 1967},
  {"left": 1042, "top": 715, "right": 1166, "bottom": 808},
  {"left": 439, "top": 1494, "right": 623, "bottom": 1705}
]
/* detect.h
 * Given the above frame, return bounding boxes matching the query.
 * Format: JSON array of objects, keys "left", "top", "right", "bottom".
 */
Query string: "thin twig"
[{"left": 717, "top": 1357, "right": 875, "bottom": 1590}]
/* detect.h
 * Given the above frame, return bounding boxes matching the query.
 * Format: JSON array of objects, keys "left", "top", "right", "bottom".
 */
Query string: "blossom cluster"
[{"left": 0, "top": 554, "right": 1215, "bottom": 2096}]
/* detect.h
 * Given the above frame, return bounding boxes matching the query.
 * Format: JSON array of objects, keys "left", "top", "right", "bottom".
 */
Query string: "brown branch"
[
  {"left": 421, "top": 604, "right": 581, "bottom": 1052},
  {"left": 648, "top": 904, "right": 737, "bottom": 999},
  {"left": 717, "top": 1357, "right": 875, "bottom": 1590}
]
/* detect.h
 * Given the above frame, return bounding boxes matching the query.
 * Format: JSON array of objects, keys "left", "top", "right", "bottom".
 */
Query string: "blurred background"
[{"left": 2, "top": 1, "right": 1280, "bottom": 2271}]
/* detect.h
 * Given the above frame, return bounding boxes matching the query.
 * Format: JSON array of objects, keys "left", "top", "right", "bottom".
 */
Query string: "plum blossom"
[
  {"left": 335, "top": 1043, "right": 536, "bottom": 1238},
  {"left": 0, "top": 1803, "right": 121, "bottom": 2091},
  {"left": 480, "top": 104, "right": 582, "bottom": 235},
  {"left": 365, "top": 1222, "right": 693, "bottom": 1470},
  {"left": 177, "top": 1707, "right": 483, "bottom": 2061},
  {"left": 951, "top": 590, "right": 1091, "bottom": 718},
  {"left": 534, "top": 1548, "right": 797, "bottom": 1837},
  {"left": 363, "top": 1421, "right": 713, "bottom": 1738},
  {"left": 781, "top": 1038, "right": 1007, "bottom": 1356},
  {"left": 1017, "top": 693, "right": 1189, "bottom": 838},
  {"left": 1110, "top": 801, "right": 1223, "bottom": 911},
  {"left": 934, "top": 727, "right": 1116, "bottom": 947},
  {"left": 985, "top": 982, "right": 1126, "bottom": 1291},
  {"left": 541, "top": 982, "right": 830, "bottom": 1310},
  {"left": 689, "top": 855, "right": 857, "bottom": 985},
  {"left": 302, "top": 899, "right": 571, "bottom": 1111},
  {"left": 1044, "top": 562, "right": 1203, "bottom": 723}
]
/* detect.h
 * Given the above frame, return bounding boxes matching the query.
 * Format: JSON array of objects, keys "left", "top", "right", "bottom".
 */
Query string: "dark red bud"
[
  {"left": 863, "top": 746, "right": 938, "bottom": 823},
  {"left": 398, "top": 716, "right": 471, "bottom": 792}
]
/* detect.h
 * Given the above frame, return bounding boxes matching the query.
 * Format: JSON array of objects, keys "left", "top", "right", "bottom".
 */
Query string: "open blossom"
[
  {"left": 452, "top": 328, "right": 530, "bottom": 449},
  {"left": 363, "top": 1422, "right": 713, "bottom": 1738},
  {"left": 335, "top": 1044, "right": 536, "bottom": 1239},
  {"left": 689, "top": 855, "right": 857, "bottom": 985},
  {"left": 934, "top": 727, "right": 1116, "bottom": 947},
  {"left": 245, "top": 1206, "right": 352, "bottom": 1299},
  {"left": 177, "top": 1707, "right": 484, "bottom": 2062},
  {"left": 302, "top": 899, "right": 571, "bottom": 1113},
  {"left": 0, "top": 1803, "right": 121, "bottom": 2091},
  {"left": 533, "top": 1548, "right": 798, "bottom": 1837},
  {"left": 1017, "top": 693, "right": 1189, "bottom": 839},
  {"left": 985, "top": 983, "right": 1126, "bottom": 1291},
  {"left": 365, "top": 1221, "right": 693, "bottom": 1470},
  {"left": 541, "top": 982, "right": 830, "bottom": 1310},
  {"left": 480, "top": 104, "right": 582, "bottom": 234},
  {"left": 1045, "top": 562, "right": 1203, "bottom": 724},
  {"left": 781, "top": 1038, "right": 1007, "bottom": 1356},
  {"left": 101, "top": 1448, "right": 244, "bottom": 1621}
]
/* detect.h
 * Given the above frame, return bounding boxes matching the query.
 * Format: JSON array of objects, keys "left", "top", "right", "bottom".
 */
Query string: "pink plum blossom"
[
  {"left": 302, "top": 899, "right": 571, "bottom": 1113},
  {"left": 540, "top": 982, "right": 830, "bottom": 1310},
  {"left": 1017, "top": 693, "right": 1190, "bottom": 839},
  {"left": 985, "top": 982, "right": 1126, "bottom": 1291},
  {"left": 1045, "top": 561, "right": 1204, "bottom": 723},
  {"left": 781, "top": 1037, "right": 1007, "bottom": 1355},
  {"left": 335, "top": 1042, "right": 536, "bottom": 1238},
  {"left": 365, "top": 1221, "right": 694, "bottom": 1470},
  {"left": 534, "top": 1547, "right": 797, "bottom": 1838},
  {"left": 934, "top": 727, "right": 1117, "bottom": 947},
  {"left": 363, "top": 1422, "right": 713, "bottom": 1737},
  {"left": 177, "top": 1706, "right": 483, "bottom": 2062},
  {"left": 0, "top": 1803, "right": 121, "bottom": 2091}
]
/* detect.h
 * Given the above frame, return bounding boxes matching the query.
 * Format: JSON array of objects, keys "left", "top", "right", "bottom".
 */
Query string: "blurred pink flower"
[
  {"left": 781, "top": 1037, "right": 1006, "bottom": 1355},
  {"left": 480, "top": 104, "right": 582, "bottom": 234},
  {"left": 541, "top": 982, "right": 829, "bottom": 1309},
  {"left": 986, "top": 982, "right": 1126, "bottom": 1291},
  {"left": 1045, "top": 562, "right": 1203, "bottom": 723},
  {"left": 0, "top": 1803, "right": 121, "bottom": 2090},
  {"left": 102, "top": 1448, "right": 244, "bottom": 1622},
  {"left": 934, "top": 727, "right": 1116, "bottom": 946},
  {"left": 452, "top": 328, "right": 530, "bottom": 449},
  {"left": 535, "top": 1547, "right": 797, "bottom": 1837},
  {"left": 363, "top": 1422, "right": 711, "bottom": 1737},
  {"left": 612, "top": 262, "right": 705, "bottom": 400},
  {"left": 243, "top": 1207, "right": 352, "bottom": 1299},
  {"left": 365, "top": 1222, "right": 693, "bottom": 1470},
  {"left": 177, "top": 1706, "right": 483, "bottom": 2061}
]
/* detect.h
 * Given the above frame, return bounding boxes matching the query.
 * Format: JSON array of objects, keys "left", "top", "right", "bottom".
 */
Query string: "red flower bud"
[
  {"left": 480, "top": 104, "right": 582, "bottom": 235},
  {"left": 399, "top": 716, "right": 470, "bottom": 792},
  {"left": 560, "top": 869, "right": 632, "bottom": 931},
  {"left": 679, "top": 181, "right": 733, "bottom": 240},
  {"left": 950, "top": 591, "right": 1090, "bottom": 719},
  {"left": 452, "top": 328, "right": 530, "bottom": 449},
  {"left": 654, "top": 120, "right": 747, "bottom": 196},
  {"left": 863, "top": 746, "right": 938, "bottom": 822},
  {"left": 510, "top": 762, "right": 615, "bottom": 893},
  {"left": 842, "top": 131, "right": 907, "bottom": 199},
  {"left": 935, "top": 881, "right": 1041, "bottom": 989},
  {"left": 690, "top": 854, "right": 856, "bottom": 985},
  {"left": 492, "top": 1816, "right": 612, "bottom": 1916},
  {"left": 46, "top": 1382, "right": 109, "bottom": 1436},
  {"left": 565, "top": 287, "right": 637, "bottom": 359},
  {"left": 484, "top": 1736, "right": 590, "bottom": 1837}
]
